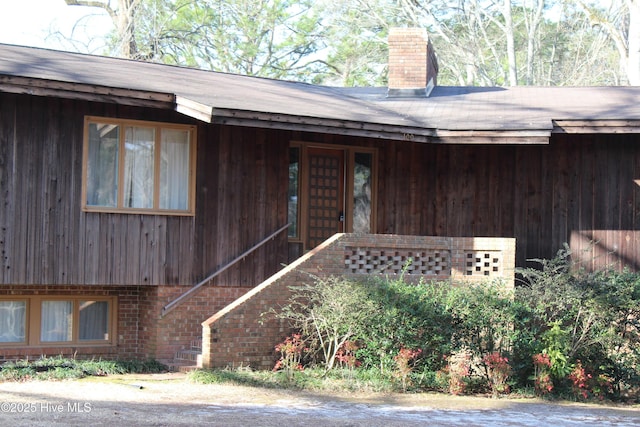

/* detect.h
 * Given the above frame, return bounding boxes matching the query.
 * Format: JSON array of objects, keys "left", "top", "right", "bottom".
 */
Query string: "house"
[{"left": 1, "top": 28, "right": 640, "bottom": 368}]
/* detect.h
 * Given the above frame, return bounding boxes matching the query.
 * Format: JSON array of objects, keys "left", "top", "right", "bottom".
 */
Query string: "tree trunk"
[
  {"left": 504, "top": 0, "right": 518, "bottom": 85},
  {"left": 65, "top": 0, "right": 139, "bottom": 59},
  {"left": 628, "top": 0, "right": 640, "bottom": 85},
  {"left": 525, "top": 0, "right": 545, "bottom": 85}
]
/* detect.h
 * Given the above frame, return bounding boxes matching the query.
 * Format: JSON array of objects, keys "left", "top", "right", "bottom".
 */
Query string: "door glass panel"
[
  {"left": 288, "top": 147, "right": 299, "bottom": 238},
  {"left": 353, "top": 152, "right": 372, "bottom": 233}
]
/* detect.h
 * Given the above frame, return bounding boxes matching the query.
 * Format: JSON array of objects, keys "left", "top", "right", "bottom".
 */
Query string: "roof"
[{"left": 2, "top": 43, "right": 640, "bottom": 144}]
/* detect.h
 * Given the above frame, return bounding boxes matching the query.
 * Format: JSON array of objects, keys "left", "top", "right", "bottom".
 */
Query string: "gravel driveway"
[{"left": 0, "top": 373, "right": 638, "bottom": 426}]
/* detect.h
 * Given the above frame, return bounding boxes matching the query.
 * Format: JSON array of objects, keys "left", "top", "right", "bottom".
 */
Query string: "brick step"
[
  {"left": 162, "top": 360, "right": 200, "bottom": 373},
  {"left": 175, "top": 349, "right": 202, "bottom": 364},
  {"left": 162, "top": 338, "right": 203, "bottom": 373}
]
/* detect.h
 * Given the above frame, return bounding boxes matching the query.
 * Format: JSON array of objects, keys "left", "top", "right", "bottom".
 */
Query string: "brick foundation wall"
[
  {"left": 0, "top": 284, "right": 248, "bottom": 363},
  {"left": 149, "top": 285, "right": 249, "bottom": 362},
  {"left": 202, "top": 234, "right": 515, "bottom": 370}
]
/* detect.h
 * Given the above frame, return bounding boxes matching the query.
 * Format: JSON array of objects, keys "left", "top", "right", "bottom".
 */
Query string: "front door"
[
  {"left": 306, "top": 148, "right": 345, "bottom": 249},
  {"left": 288, "top": 143, "right": 375, "bottom": 259}
]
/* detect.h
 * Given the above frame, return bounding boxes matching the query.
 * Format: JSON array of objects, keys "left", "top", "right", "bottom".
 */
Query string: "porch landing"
[{"left": 199, "top": 233, "right": 516, "bottom": 371}]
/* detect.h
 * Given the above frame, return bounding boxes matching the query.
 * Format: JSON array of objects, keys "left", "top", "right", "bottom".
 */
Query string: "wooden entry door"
[{"left": 306, "top": 148, "right": 345, "bottom": 249}]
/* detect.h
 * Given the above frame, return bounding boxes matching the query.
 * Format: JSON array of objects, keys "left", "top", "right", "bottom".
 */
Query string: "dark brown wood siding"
[
  {"left": 372, "top": 133, "right": 640, "bottom": 270},
  {"left": 290, "top": 131, "right": 640, "bottom": 270},
  {"left": 0, "top": 93, "right": 288, "bottom": 286},
  {"left": 2, "top": 92, "right": 640, "bottom": 287}
]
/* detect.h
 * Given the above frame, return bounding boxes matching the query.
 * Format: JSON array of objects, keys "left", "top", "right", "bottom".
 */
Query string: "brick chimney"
[{"left": 387, "top": 28, "right": 438, "bottom": 97}]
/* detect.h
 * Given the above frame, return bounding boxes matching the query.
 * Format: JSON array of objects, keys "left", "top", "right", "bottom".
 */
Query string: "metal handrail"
[{"left": 161, "top": 223, "right": 290, "bottom": 317}]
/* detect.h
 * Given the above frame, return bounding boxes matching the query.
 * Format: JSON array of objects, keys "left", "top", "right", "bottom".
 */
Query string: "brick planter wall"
[{"left": 201, "top": 233, "right": 515, "bottom": 370}]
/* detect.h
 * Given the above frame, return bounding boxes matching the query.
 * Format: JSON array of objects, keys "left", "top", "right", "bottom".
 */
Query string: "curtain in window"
[
  {"left": 41, "top": 301, "right": 73, "bottom": 342},
  {"left": 87, "top": 123, "right": 119, "bottom": 207},
  {"left": 160, "top": 129, "right": 190, "bottom": 210},
  {"left": 124, "top": 126, "right": 155, "bottom": 209},
  {"left": 0, "top": 301, "right": 26, "bottom": 343},
  {"left": 79, "top": 301, "right": 109, "bottom": 341}
]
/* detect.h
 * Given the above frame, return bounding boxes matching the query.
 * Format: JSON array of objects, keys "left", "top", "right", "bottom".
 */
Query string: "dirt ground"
[{"left": 0, "top": 372, "right": 639, "bottom": 426}]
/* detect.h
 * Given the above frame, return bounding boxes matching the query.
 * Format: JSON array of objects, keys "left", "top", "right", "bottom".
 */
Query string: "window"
[
  {"left": 83, "top": 117, "right": 196, "bottom": 215},
  {"left": 0, "top": 296, "right": 116, "bottom": 346},
  {"left": 0, "top": 301, "right": 26, "bottom": 343},
  {"left": 288, "top": 146, "right": 300, "bottom": 238},
  {"left": 352, "top": 152, "right": 373, "bottom": 233}
]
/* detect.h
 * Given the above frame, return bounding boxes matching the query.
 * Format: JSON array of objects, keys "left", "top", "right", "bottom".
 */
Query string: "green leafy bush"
[
  {"left": 268, "top": 248, "right": 640, "bottom": 400},
  {"left": 517, "top": 245, "right": 640, "bottom": 399}
]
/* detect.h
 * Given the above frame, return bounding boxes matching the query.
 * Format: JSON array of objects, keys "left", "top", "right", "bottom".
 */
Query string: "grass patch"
[
  {"left": 0, "top": 356, "right": 167, "bottom": 381},
  {"left": 188, "top": 367, "right": 396, "bottom": 393}
]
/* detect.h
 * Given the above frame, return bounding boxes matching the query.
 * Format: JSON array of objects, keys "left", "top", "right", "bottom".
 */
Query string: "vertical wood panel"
[
  {"left": 539, "top": 140, "right": 554, "bottom": 260},
  {"left": 487, "top": 146, "right": 502, "bottom": 236},
  {"left": 254, "top": 130, "right": 267, "bottom": 280},
  {"left": 499, "top": 146, "right": 516, "bottom": 237},
  {"left": 512, "top": 147, "right": 527, "bottom": 266},
  {"left": 0, "top": 95, "right": 292, "bottom": 287},
  {"left": 7, "top": 92, "right": 640, "bottom": 287},
  {"left": 618, "top": 138, "right": 636, "bottom": 268},
  {"left": 472, "top": 146, "right": 490, "bottom": 236},
  {"left": 433, "top": 145, "right": 449, "bottom": 236},
  {"left": 0, "top": 94, "right": 16, "bottom": 283},
  {"left": 408, "top": 142, "right": 421, "bottom": 234},
  {"left": 564, "top": 137, "right": 581, "bottom": 265}
]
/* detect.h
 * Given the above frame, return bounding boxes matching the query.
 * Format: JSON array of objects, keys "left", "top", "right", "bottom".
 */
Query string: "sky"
[{"left": 0, "top": 0, "right": 112, "bottom": 52}]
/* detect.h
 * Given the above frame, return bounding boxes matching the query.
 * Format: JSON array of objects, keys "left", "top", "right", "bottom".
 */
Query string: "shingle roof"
[{"left": 1, "top": 43, "right": 640, "bottom": 142}]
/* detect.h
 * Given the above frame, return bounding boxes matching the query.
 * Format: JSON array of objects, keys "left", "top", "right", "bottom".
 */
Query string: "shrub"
[
  {"left": 517, "top": 245, "right": 640, "bottom": 399},
  {"left": 267, "top": 246, "right": 640, "bottom": 400},
  {"left": 482, "top": 352, "right": 512, "bottom": 397},
  {"left": 357, "top": 275, "right": 455, "bottom": 374},
  {"left": 335, "top": 340, "right": 360, "bottom": 370},
  {"left": 447, "top": 347, "right": 473, "bottom": 395},
  {"left": 273, "top": 333, "right": 307, "bottom": 380},
  {"left": 569, "top": 360, "right": 591, "bottom": 400},
  {"left": 446, "top": 283, "right": 517, "bottom": 357},
  {"left": 532, "top": 353, "right": 554, "bottom": 396},
  {"left": 270, "top": 275, "right": 378, "bottom": 371},
  {"left": 393, "top": 347, "right": 422, "bottom": 392}
]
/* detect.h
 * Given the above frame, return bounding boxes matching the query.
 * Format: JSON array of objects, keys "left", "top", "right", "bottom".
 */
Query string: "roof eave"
[
  {"left": 553, "top": 119, "right": 640, "bottom": 133},
  {"left": 209, "top": 108, "right": 551, "bottom": 144},
  {"left": 0, "top": 75, "right": 176, "bottom": 110},
  {"left": 0, "top": 74, "right": 553, "bottom": 144}
]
